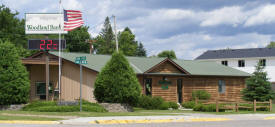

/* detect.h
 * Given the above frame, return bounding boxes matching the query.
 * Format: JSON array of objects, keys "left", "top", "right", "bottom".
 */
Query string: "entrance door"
[
  {"left": 145, "top": 78, "right": 152, "bottom": 96},
  {"left": 177, "top": 79, "right": 183, "bottom": 103}
]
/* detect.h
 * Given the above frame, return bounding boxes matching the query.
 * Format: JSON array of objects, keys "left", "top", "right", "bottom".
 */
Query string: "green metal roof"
[
  {"left": 50, "top": 52, "right": 250, "bottom": 77},
  {"left": 174, "top": 60, "right": 251, "bottom": 77}
]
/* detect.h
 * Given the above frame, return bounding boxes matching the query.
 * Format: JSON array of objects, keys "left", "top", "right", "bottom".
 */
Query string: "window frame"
[
  {"left": 218, "top": 80, "right": 226, "bottom": 93},
  {"left": 35, "top": 82, "right": 53, "bottom": 96},
  {"left": 238, "top": 60, "right": 245, "bottom": 67},
  {"left": 221, "top": 60, "right": 228, "bottom": 66},
  {"left": 259, "top": 59, "right": 266, "bottom": 66}
]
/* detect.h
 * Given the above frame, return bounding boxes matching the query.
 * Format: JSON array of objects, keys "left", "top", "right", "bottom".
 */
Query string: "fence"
[{"left": 195, "top": 98, "right": 272, "bottom": 112}]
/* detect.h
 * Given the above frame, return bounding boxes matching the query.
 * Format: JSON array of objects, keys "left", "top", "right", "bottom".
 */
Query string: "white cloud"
[
  {"left": 62, "top": 0, "right": 83, "bottom": 10},
  {"left": 203, "top": 34, "right": 212, "bottom": 41},
  {"left": 145, "top": 32, "right": 271, "bottom": 59},
  {"left": 152, "top": 9, "right": 195, "bottom": 21},
  {"left": 129, "top": 4, "right": 275, "bottom": 27},
  {"left": 244, "top": 4, "right": 275, "bottom": 26},
  {"left": 200, "top": 6, "right": 245, "bottom": 27}
]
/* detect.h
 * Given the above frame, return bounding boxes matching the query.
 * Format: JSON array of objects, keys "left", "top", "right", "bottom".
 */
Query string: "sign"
[
  {"left": 25, "top": 13, "right": 68, "bottom": 34},
  {"left": 28, "top": 39, "right": 66, "bottom": 50},
  {"left": 75, "top": 56, "right": 87, "bottom": 65},
  {"left": 158, "top": 80, "right": 172, "bottom": 90}
]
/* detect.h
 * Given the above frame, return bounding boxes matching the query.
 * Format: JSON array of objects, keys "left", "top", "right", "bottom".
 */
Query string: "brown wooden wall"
[
  {"left": 150, "top": 61, "right": 182, "bottom": 73},
  {"left": 137, "top": 75, "right": 246, "bottom": 103},
  {"left": 28, "top": 64, "right": 59, "bottom": 101},
  {"left": 182, "top": 77, "right": 245, "bottom": 102},
  {"left": 61, "top": 60, "right": 97, "bottom": 102}
]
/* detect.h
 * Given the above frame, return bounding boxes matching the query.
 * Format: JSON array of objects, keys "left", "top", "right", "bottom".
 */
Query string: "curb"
[
  {"left": 89, "top": 119, "right": 185, "bottom": 124},
  {"left": 0, "top": 120, "right": 60, "bottom": 124},
  {"left": 264, "top": 117, "right": 275, "bottom": 120},
  {"left": 190, "top": 118, "right": 231, "bottom": 122},
  {"left": 88, "top": 117, "right": 231, "bottom": 124}
]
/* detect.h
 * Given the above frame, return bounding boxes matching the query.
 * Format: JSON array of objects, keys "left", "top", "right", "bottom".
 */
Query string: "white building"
[{"left": 195, "top": 48, "right": 275, "bottom": 88}]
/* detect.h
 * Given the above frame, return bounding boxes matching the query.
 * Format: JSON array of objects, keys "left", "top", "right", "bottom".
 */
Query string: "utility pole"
[
  {"left": 112, "top": 15, "right": 118, "bottom": 52},
  {"left": 86, "top": 39, "right": 96, "bottom": 54}
]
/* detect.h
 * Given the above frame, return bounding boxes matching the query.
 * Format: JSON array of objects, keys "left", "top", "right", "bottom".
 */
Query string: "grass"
[
  {"left": 0, "top": 109, "right": 189, "bottom": 118},
  {"left": 0, "top": 115, "right": 63, "bottom": 121},
  {"left": 192, "top": 104, "right": 275, "bottom": 115},
  {"left": 0, "top": 104, "right": 274, "bottom": 121}
]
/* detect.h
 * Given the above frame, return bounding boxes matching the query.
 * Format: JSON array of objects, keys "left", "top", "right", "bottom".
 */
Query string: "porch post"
[{"left": 45, "top": 51, "right": 49, "bottom": 101}]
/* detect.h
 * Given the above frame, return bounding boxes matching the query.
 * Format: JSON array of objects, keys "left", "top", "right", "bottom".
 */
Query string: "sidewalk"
[
  {"left": 60, "top": 113, "right": 275, "bottom": 125},
  {"left": 1, "top": 113, "right": 275, "bottom": 125}
]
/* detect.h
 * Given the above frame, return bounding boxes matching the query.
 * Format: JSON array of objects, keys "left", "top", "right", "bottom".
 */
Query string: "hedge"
[{"left": 22, "top": 101, "right": 107, "bottom": 112}]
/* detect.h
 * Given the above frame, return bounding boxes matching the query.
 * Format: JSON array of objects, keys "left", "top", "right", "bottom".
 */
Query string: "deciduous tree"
[
  {"left": 266, "top": 41, "right": 275, "bottom": 48},
  {"left": 157, "top": 50, "right": 177, "bottom": 59},
  {"left": 64, "top": 26, "right": 91, "bottom": 53}
]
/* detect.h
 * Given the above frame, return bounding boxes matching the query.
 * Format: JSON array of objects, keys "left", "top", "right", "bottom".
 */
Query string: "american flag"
[{"left": 64, "top": 10, "right": 84, "bottom": 31}]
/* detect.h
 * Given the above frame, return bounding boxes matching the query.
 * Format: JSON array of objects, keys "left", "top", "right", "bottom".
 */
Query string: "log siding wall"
[
  {"left": 138, "top": 76, "right": 246, "bottom": 103},
  {"left": 150, "top": 62, "right": 182, "bottom": 73}
]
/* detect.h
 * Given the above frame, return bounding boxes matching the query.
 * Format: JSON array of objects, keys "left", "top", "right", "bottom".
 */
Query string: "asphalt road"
[{"left": 1, "top": 120, "right": 275, "bottom": 127}]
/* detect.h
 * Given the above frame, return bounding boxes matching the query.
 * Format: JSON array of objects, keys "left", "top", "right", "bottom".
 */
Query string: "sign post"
[{"left": 74, "top": 56, "right": 87, "bottom": 112}]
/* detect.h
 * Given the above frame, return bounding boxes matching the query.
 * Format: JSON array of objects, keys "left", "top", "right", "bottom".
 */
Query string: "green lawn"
[
  {"left": 0, "top": 115, "right": 63, "bottom": 121},
  {"left": 0, "top": 104, "right": 274, "bottom": 121}
]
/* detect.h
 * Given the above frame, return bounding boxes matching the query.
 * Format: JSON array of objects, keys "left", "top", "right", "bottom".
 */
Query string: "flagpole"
[
  {"left": 113, "top": 15, "right": 118, "bottom": 52},
  {"left": 58, "top": 0, "right": 62, "bottom": 101}
]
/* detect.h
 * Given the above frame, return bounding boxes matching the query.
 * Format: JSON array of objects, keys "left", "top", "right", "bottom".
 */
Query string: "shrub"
[
  {"left": 193, "top": 104, "right": 204, "bottom": 111},
  {"left": 82, "top": 105, "right": 107, "bottom": 112},
  {"left": 0, "top": 41, "right": 30, "bottom": 105},
  {"left": 168, "top": 102, "right": 178, "bottom": 109},
  {"left": 137, "top": 95, "right": 165, "bottom": 110},
  {"left": 22, "top": 101, "right": 107, "bottom": 112},
  {"left": 238, "top": 104, "right": 253, "bottom": 111},
  {"left": 192, "top": 90, "right": 211, "bottom": 100},
  {"left": 203, "top": 104, "right": 216, "bottom": 112},
  {"left": 151, "top": 96, "right": 164, "bottom": 109},
  {"left": 193, "top": 104, "right": 225, "bottom": 112},
  {"left": 159, "top": 102, "right": 169, "bottom": 110},
  {"left": 94, "top": 52, "right": 141, "bottom": 106},
  {"left": 136, "top": 95, "right": 151, "bottom": 108},
  {"left": 182, "top": 101, "right": 196, "bottom": 109},
  {"left": 22, "top": 101, "right": 56, "bottom": 111}
]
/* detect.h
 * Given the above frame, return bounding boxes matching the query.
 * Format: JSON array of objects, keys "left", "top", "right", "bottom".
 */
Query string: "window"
[
  {"left": 238, "top": 60, "right": 245, "bottom": 67},
  {"left": 35, "top": 82, "right": 53, "bottom": 95},
  {"left": 218, "top": 80, "right": 226, "bottom": 93},
  {"left": 259, "top": 59, "right": 266, "bottom": 66},
  {"left": 221, "top": 61, "right": 228, "bottom": 66}
]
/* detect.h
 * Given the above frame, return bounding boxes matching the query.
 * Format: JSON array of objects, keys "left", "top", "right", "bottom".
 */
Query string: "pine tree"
[
  {"left": 94, "top": 17, "right": 115, "bottom": 54},
  {"left": 94, "top": 52, "right": 141, "bottom": 105},
  {"left": 242, "top": 62, "right": 275, "bottom": 101},
  {"left": 118, "top": 27, "right": 138, "bottom": 56},
  {"left": 0, "top": 41, "right": 30, "bottom": 105},
  {"left": 136, "top": 43, "right": 147, "bottom": 56}
]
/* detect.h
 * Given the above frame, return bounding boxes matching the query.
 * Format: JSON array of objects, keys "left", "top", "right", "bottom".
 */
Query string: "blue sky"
[{"left": 2, "top": 0, "right": 275, "bottom": 59}]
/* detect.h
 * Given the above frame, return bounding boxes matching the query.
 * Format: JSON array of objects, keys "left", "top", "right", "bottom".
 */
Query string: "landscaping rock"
[
  {"left": 57, "top": 101, "right": 78, "bottom": 106},
  {"left": 0, "top": 104, "right": 25, "bottom": 111},
  {"left": 99, "top": 103, "right": 133, "bottom": 112}
]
